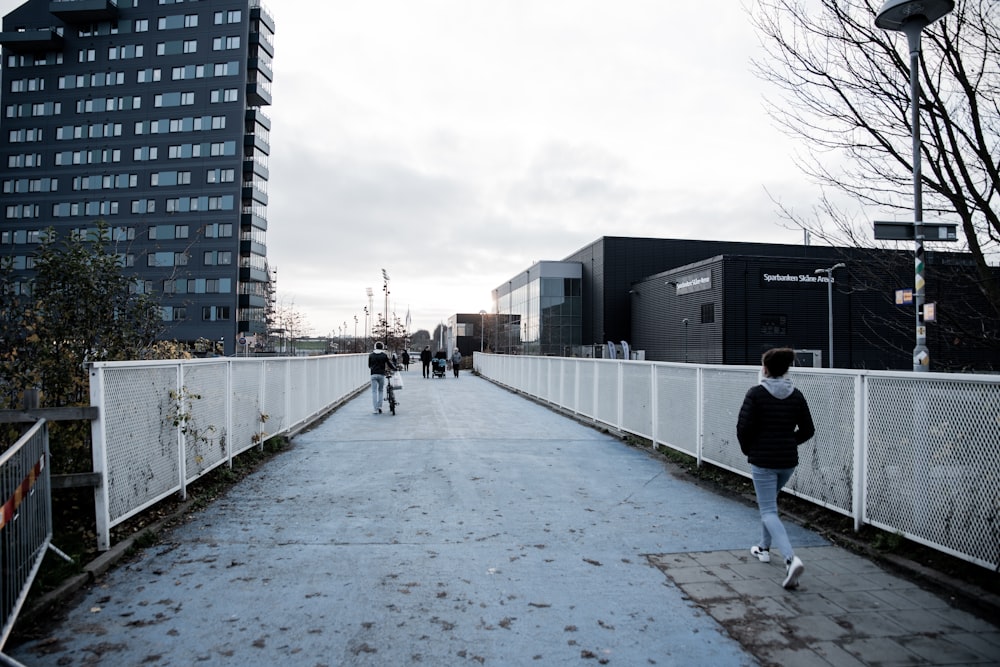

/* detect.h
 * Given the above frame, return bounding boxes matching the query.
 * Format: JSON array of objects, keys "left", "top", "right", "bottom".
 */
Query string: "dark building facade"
[
  {"left": 497, "top": 236, "right": 999, "bottom": 371},
  {"left": 632, "top": 255, "right": 892, "bottom": 368},
  {"left": 446, "top": 312, "right": 488, "bottom": 359},
  {"left": 561, "top": 236, "right": 850, "bottom": 349},
  {"left": 0, "top": 0, "right": 275, "bottom": 355}
]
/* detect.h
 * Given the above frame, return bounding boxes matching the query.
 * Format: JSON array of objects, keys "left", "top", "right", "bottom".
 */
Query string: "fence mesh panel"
[
  {"left": 866, "top": 377, "right": 1000, "bottom": 566},
  {"left": 655, "top": 365, "right": 699, "bottom": 455},
  {"left": 231, "top": 361, "right": 263, "bottom": 457},
  {"left": 621, "top": 364, "right": 652, "bottom": 440},
  {"left": 595, "top": 362, "right": 619, "bottom": 426},
  {"left": 701, "top": 367, "right": 755, "bottom": 474},
  {"left": 575, "top": 361, "right": 594, "bottom": 418},
  {"left": 792, "top": 373, "right": 857, "bottom": 514},
  {"left": 181, "top": 362, "right": 229, "bottom": 480},
  {"left": 264, "top": 359, "right": 287, "bottom": 435},
  {"left": 102, "top": 365, "right": 181, "bottom": 523}
]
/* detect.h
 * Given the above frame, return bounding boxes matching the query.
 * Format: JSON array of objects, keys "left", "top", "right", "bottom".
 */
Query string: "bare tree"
[
  {"left": 269, "top": 295, "right": 310, "bottom": 355},
  {"left": 750, "top": 0, "right": 1000, "bottom": 323}
]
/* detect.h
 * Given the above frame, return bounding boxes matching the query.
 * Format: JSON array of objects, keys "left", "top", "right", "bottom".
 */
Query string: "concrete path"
[{"left": 7, "top": 371, "right": 999, "bottom": 666}]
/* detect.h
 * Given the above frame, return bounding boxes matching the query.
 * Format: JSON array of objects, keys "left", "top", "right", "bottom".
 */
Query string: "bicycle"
[{"left": 385, "top": 370, "right": 398, "bottom": 415}]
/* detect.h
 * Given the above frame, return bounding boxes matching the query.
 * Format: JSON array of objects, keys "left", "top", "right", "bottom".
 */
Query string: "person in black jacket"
[
  {"left": 737, "top": 347, "right": 815, "bottom": 589},
  {"left": 420, "top": 345, "right": 432, "bottom": 378},
  {"left": 368, "top": 341, "right": 396, "bottom": 414}
]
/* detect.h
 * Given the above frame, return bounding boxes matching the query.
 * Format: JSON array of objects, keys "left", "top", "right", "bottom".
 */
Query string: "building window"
[
  {"left": 700, "top": 303, "right": 715, "bottom": 324},
  {"left": 761, "top": 314, "right": 787, "bottom": 335},
  {"left": 214, "top": 10, "right": 242, "bottom": 25},
  {"left": 162, "top": 306, "right": 186, "bottom": 322},
  {"left": 203, "top": 222, "right": 232, "bottom": 238},
  {"left": 202, "top": 306, "right": 230, "bottom": 321},
  {"left": 203, "top": 250, "right": 232, "bottom": 265},
  {"left": 206, "top": 168, "right": 235, "bottom": 183},
  {"left": 213, "top": 36, "right": 241, "bottom": 51},
  {"left": 149, "top": 224, "right": 189, "bottom": 240}
]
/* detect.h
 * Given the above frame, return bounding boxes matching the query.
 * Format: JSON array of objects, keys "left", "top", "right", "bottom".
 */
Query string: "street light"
[
  {"left": 875, "top": 0, "right": 954, "bottom": 371},
  {"left": 381, "top": 269, "right": 390, "bottom": 348},
  {"left": 365, "top": 287, "right": 374, "bottom": 346},
  {"left": 682, "top": 318, "right": 689, "bottom": 363},
  {"left": 814, "top": 263, "right": 846, "bottom": 368},
  {"left": 479, "top": 309, "right": 487, "bottom": 352}
]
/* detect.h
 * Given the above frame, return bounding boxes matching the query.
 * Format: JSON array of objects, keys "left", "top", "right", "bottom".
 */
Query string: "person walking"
[
  {"left": 736, "top": 347, "right": 815, "bottom": 589},
  {"left": 401, "top": 350, "right": 410, "bottom": 371},
  {"left": 368, "top": 341, "right": 396, "bottom": 414},
  {"left": 420, "top": 345, "right": 432, "bottom": 378},
  {"left": 451, "top": 348, "right": 462, "bottom": 377}
]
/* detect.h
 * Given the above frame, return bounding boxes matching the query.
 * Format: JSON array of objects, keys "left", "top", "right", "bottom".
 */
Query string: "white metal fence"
[
  {"left": 88, "top": 354, "right": 368, "bottom": 550},
  {"left": 1, "top": 421, "right": 51, "bottom": 655},
  {"left": 474, "top": 353, "right": 1000, "bottom": 571}
]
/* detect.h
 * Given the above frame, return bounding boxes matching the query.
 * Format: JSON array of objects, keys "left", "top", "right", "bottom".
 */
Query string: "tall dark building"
[{"left": 0, "top": 0, "right": 274, "bottom": 355}]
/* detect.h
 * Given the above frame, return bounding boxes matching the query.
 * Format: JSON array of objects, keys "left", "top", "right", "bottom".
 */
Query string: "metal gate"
[{"left": 1, "top": 420, "right": 51, "bottom": 663}]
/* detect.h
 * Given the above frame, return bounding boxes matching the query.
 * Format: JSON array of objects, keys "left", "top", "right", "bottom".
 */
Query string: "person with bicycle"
[{"left": 368, "top": 341, "right": 397, "bottom": 414}]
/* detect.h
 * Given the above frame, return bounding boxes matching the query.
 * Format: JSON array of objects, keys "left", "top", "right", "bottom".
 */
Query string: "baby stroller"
[{"left": 432, "top": 351, "right": 448, "bottom": 378}]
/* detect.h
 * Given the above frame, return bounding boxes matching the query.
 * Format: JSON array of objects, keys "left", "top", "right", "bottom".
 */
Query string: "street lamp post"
[
  {"left": 875, "top": 0, "right": 954, "bottom": 371},
  {"left": 682, "top": 318, "right": 689, "bottom": 363},
  {"left": 366, "top": 287, "right": 374, "bottom": 349},
  {"left": 381, "top": 270, "right": 390, "bottom": 348},
  {"left": 479, "top": 309, "right": 487, "bottom": 352},
  {"left": 814, "top": 263, "right": 846, "bottom": 368}
]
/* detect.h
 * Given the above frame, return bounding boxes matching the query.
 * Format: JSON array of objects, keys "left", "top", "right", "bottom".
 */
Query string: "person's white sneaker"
[
  {"left": 750, "top": 546, "right": 771, "bottom": 563},
  {"left": 782, "top": 556, "right": 805, "bottom": 589}
]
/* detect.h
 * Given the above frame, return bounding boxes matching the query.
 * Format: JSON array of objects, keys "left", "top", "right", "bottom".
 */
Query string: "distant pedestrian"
[
  {"left": 367, "top": 341, "right": 396, "bottom": 414},
  {"left": 451, "top": 348, "right": 462, "bottom": 377},
  {"left": 401, "top": 350, "right": 410, "bottom": 371},
  {"left": 736, "top": 347, "right": 815, "bottom": 589},
  {"left": 420, "top": 345, "right": 432, "bottom": 378}
]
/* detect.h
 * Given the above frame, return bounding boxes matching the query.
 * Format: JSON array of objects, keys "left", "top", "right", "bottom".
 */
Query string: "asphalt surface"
[{"left": 6, "top": 370, "right": 999, "bottom": 666}]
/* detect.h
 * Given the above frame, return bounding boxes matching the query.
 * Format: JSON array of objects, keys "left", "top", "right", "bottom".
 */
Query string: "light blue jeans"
[
  {"left": 750, "top": 464, "right": 796, "bottom": 562},
  {"left": 370, "top": 374, "right": 385, "bottom": 411}
]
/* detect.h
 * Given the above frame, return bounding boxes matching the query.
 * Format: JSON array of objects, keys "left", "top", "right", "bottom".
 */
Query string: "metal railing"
[
  {"left": 474, "top": 353, "right": 1000, "bottom": 570},
  {"left": 89, "top": 354, "right": 368, "bottom": 550},
  {"left": 1, "top": 421, "right": 51, "bottom": 657}
]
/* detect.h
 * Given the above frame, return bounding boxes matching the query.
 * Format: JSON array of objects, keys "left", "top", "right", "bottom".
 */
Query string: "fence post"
[
  {"left": 650, "top": 364, "right": 659, "bottom": 449},
  {"left": 257, "top": 359, "right": 265, "bottom": 450},
  {"left": 88, "top": 365, "right": 112, "bottom": 552},
  {"left": 695, "top": 366, "right": 704, "bottom": 467},
  {"left": 854, "top": 373, "right": 867, "bottom": 532}
]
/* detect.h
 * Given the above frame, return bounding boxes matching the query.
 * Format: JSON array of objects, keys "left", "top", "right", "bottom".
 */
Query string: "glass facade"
[{"left": 493, "top": 261, "right": 582, "bottom": 355}]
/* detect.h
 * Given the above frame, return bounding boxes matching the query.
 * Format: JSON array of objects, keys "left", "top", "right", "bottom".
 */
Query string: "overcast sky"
[{"left": 2, "top": 0, "right": 826, "bottom": 338}]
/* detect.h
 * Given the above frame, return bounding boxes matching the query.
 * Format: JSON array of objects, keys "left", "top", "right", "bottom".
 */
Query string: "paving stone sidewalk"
[{"left": 650, "top": 546, "right": 1000, "bottom": 666}]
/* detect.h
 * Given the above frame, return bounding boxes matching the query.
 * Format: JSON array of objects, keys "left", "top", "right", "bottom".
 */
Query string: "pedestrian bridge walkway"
[{"left": 8, "top": 370, "right": 998, "bottom": 666}]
